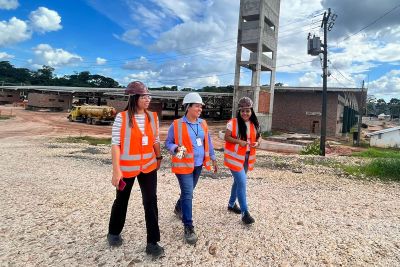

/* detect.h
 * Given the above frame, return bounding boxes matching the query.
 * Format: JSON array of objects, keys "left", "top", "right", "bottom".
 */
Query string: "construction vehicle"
[{"left": 68, "top": 105, "right": 116, "bottom": 125}]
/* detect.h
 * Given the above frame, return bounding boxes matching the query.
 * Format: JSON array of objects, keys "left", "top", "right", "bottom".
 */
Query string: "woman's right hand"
[
  {"left": 111, "top": 168, "right": 123, "bottom": 187},
  {"left": 238, "top": 140, "right": 248, "bottom": 147}
]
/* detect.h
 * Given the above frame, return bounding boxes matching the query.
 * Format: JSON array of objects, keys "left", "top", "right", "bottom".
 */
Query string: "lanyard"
[{"left": 187, "top": 122, "right": 199, "bottom": 137}]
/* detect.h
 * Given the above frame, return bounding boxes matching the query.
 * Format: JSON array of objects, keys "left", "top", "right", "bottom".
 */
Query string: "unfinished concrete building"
[{"left": 233, "top": 0, "right": 281, "bottom": 131}]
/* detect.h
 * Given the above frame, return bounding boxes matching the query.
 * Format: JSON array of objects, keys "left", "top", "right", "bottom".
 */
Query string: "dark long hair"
[
  {"left": 124, "top": 95, "right": 151, "bottom": 128},
  {"left": 236, "top": 108, "right": 261, "bottom": 140}
]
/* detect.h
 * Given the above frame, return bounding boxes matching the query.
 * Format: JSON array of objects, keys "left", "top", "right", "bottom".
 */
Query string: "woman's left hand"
[
  {"left": 250, "top": 141, "right": 259, "bottom": 148},
  {"left": 212, "top": 160, "right": 218, "bottom": 173},
  {"left": 156, "top": 159, "right": 162, "bottom": 170}
]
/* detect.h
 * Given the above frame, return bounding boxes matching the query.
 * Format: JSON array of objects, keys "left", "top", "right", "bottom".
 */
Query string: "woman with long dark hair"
[
  {"left": 107, "top": 81, "right": 164, "bottom": 257},
  {"left": 224, "top": 97, "right": 261, "bottom": 224}
]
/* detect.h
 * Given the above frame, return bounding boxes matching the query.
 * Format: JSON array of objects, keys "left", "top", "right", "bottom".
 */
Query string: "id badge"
[
  {"left": 196, "top": 137, "right": 202, "bottom": 146},
  {"left": 142, "top": 136, "right": 148, "bottom": 146}
]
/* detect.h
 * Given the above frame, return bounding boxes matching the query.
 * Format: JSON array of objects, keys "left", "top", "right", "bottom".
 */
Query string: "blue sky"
[{"left": 0, "top": 0, "right": 399, "bottom": 101}]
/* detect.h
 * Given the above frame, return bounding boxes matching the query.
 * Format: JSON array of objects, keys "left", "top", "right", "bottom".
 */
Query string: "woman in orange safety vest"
[
  {"left": 107, "top": 81, "right": 164, "bottom": 258},
  {"left": 224, "top": 97, "right": 261, "bottom": 225},
  {"left": 165, "top": 92, "right": 218, "bottom": 245}
]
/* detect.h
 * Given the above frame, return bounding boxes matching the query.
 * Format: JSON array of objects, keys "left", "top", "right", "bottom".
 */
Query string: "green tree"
[
  {"left": 375, "top": 98, "right": 388, "bottom": 115},
  {"left": 0, "top": 61, "right": 32, "bottom": 85},
  {"left": 32, "top": 65, "right": 55, "bottom": 85},
  {"left": 388, "top": 98, "right": 400, "bottom": 118},
  {"left": 366, "top": 95, "right": 377, "bottom": 116}
]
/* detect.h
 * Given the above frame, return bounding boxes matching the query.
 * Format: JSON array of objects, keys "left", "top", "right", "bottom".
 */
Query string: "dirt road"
[{"left": 0, "top": 106, "right": 226, "bottom": 149}]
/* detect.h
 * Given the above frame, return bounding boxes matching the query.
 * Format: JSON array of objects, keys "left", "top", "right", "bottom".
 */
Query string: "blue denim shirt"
[{"left": 165, "top": 116, "right": 216, "bottom": 167}]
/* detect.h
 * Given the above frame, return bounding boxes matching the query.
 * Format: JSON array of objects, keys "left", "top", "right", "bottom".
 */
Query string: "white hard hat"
[{"left": 182, "top": 92, "right": 204, "bottom": 105}]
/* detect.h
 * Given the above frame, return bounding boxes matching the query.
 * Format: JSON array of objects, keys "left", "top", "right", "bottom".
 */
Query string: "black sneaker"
[
  {"left": 107, "top": 233, "right": 123, "bottom": 247},
  {"left": 241, "top": 211, "right": 255, "bottom": 225},
  {"left": 184, "top": 226, "right": 198, "bottom": 245},
  {"left": 174, "top": 206, "right": 182, "bottom": 220},
  {"left": 228, "top": 203, "right": 241, "bottom": 214},
  {"left": 146, "top": 242, "right": 165, "bottom": 258}
]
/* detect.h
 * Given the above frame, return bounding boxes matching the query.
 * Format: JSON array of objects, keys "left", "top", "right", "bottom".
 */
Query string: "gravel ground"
[{"left": 1, "top": 136, "right": 399, "bottom": 266}]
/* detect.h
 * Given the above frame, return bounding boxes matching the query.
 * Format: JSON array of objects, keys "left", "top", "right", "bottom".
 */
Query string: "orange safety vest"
[
  {"left": 224, "top": 118, "right": 257, "bottom": 172},
  {"left": 171, "top": 118, "right": 212, "bottom": 174},
  {"left": 119, "top": 111, "right": 158, "bottom": 178}
]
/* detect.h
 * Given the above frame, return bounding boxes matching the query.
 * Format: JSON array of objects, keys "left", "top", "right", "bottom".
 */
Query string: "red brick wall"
[
  {"left": 0, "top": 91, "right": 20, "bottom": 104},
  {"left": 27, "top": 93, "right": 72, "bottom": 110},
  {"left": 272, "top": 91, "right": 339, "bottom": 136},
  {"left": 258, "top": 90, "right": 270, "bottom": 113}
]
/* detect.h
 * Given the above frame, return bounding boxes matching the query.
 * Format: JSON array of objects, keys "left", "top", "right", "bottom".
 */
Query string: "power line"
[
  {"left": 330, "top": 74, "right": 350, "bottom": 88},
  {"left": 150, "top": 60, "right": 315, "bottom": 84},
  {"left": 329, "top": 62, "right": 354, "bottom": 83},
  {"left": 338, "top": 3, "right": 400, "bottom": 44}
]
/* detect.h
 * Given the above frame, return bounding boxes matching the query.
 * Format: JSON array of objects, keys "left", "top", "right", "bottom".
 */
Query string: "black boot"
[
  {"left": 184, "top": 226, "right": 198, "bottom": 245},
  {"left": 146, "top": 242, "right": 165, "bottom": 258},
  {"left": 107, "top": 233, "right": 123, "bottom": 247},
  {"left": 241, "top": 211, "right": 255, "bottom": 225},
  {"left": 227, "top": 203, "right": 241, "bottom": 214},
  {"left": 174, "top": 205, "right": 182, "bottom": 220}
]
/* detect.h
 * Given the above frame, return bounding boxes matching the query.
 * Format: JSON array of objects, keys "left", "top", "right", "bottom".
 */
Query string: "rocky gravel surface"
[{"left": 1, "top": 136, "right": 399, "bottom": 266}]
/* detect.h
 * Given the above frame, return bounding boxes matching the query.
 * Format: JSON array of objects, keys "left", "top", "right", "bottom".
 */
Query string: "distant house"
[
  {"left": 378, "top": 113, "right": 390, "bottom": 120},
  {"left": 366, "top": 127, "right": 400, "bottom": 148}
]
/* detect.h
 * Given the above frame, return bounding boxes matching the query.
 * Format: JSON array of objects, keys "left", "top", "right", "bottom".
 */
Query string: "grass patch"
[
  {"left": 302, "top": 157, "right": 341, "bottom": 168},
  {"left": 352, "top": 147, "right": 400, "bottom": 159},
  {"left": 300, "top": 139, "right": 320, "bottom": 155},
  {"left": 56, "top": 136, "right": 111, "bottom": 146},
  {"left": 342, "top": 158, "right": 400, "bottom": 182},
  {"left": 0, "top": 115, "right": 15, "bottom": 120}
]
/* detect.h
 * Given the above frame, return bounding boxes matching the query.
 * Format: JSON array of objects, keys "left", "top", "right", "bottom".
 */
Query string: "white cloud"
[
  {"left": 123, "top": 56, "right": 154, "bottom": 70},
  {"left": 0, "top": 17, "right": 31, "bottom": 46},
  {"left": 151, "top": 19, "right": 226, "bottom": 52},
  {"left": 30, "top": 44, "right": 83, "bottom": 68},
  {"left": 0, "top": 0, "right": 19, "bottom": 10},
  {"left": 368, "top": 69, "right": 400, "bottom": 101},
  {"left": 29, "top": 7, "right": 62, "bottom": 33},
  {"left": 0, "top": 51, "right": 14, "bottom": 59},
  {"left": 299, "top": 72, "right": 321, "bottom": 87},
  {"left": 96, "top": 57, "right": 107, "bottom": 65},
  {"left": 148, "top": 0, "right": 205, "bottom": 22},
  {"left": 123, "top": 71, "right": 160, "bottom": 84},
  {"left": 114, "top": 29, "right": 142, "bottom": 46}
]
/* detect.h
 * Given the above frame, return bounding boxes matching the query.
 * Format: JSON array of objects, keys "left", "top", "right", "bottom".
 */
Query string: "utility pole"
[
  {"left": 356, "top": 80, "right": 365, "bottom": 146},
  {"left": 319, "top": 9, "right": 331, "bottom": 156},
  {"left": 307, "top": 8, "right": 336, "bottom": 155}
]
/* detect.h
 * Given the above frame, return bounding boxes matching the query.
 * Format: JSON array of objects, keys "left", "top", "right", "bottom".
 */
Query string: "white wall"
[{"left": 370, "top": 130, "right": 400, "bottom": 148}]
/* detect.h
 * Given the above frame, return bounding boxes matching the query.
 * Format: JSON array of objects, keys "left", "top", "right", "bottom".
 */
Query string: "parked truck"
[{"left": 68, "top": 105, "right": 116, "bottom": 125}]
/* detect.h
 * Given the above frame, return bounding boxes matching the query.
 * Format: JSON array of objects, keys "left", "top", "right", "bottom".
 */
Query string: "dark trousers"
[{"left": 108, "top": 169, "right": 160, "bottom": 243}]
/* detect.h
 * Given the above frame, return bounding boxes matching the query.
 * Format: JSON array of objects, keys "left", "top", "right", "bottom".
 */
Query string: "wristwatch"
[{"left": 156, "top": 156, "right": 163, "bottom": 160}]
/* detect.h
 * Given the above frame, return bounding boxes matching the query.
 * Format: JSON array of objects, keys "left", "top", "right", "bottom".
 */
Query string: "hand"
[
  {"left": 212, "top": 160, "right": 218, "bottom": 173},
  {"left": 156, "top": 159, "right": 161, "bottom": 170},
  {"left": 176, "top": 146, "right": 186, "bottom": 159},
  {"left": 111, "top": 168, "right": 123, "bottom": 188},
  {"left": 250, "top": 141, "right": 259, "bottom": 148},
  {"left": 238, "top": 140, "right": 248, "bottom": 147}
]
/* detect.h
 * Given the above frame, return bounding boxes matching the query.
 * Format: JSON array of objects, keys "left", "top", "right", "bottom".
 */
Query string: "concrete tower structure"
[{"left": 233, "top": 0, "right": 281, "bottom": 131}]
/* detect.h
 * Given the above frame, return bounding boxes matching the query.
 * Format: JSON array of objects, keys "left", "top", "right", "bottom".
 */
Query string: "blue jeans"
[
  {"left": 175, "top": 166, "right": 203, "bottom": 227},
  {"left": 228, "top": 152, "right": 249, "bottom": 214}
]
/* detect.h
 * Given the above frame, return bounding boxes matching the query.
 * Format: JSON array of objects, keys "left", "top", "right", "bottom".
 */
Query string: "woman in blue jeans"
[
  {"left": 224, "top": 97, "right": 261, "bottom": 224},
  {"left": 165, "top": 92, "right": 217, "bottom": 244}
]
